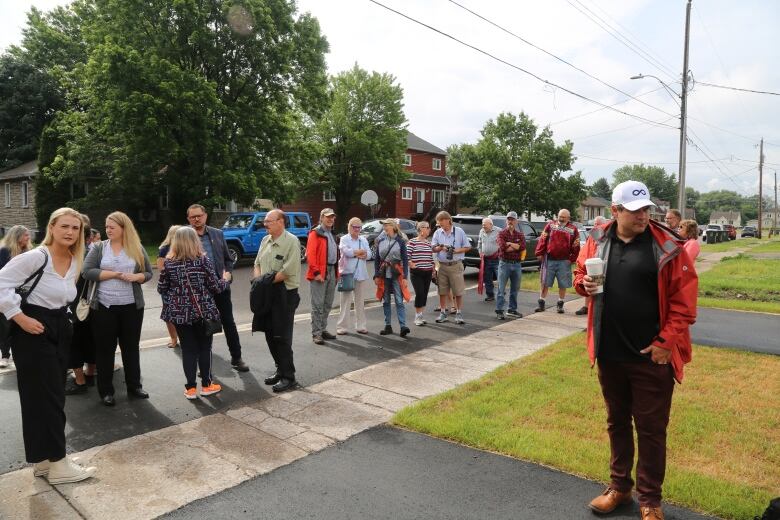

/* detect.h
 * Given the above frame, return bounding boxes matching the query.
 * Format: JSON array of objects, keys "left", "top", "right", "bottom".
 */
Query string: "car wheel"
[
  {"left": 227, "top": 244, "right": 241, "bottom": 265},
  {"left": 299, "top": 240, "right": 307, "bottom": 263}
]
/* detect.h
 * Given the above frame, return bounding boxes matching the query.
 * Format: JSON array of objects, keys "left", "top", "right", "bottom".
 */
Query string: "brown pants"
[{"left": 597, "top": 359, "right": 675, "bottom": 508}]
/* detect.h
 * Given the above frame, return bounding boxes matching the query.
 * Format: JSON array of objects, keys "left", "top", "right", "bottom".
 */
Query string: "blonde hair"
[
  {"left": 348, "top": 217, "right": 362, "bottom": 228},
  {"left": 679, "top": 219, "right": 698, "bottom": 240},
  {"left": 159, "top": 225, "right": 182, "bottom": 249},
  {"left": 106, "top": 211, "right": 145, "bottom": 269},
  {"left": 169, "top": 227, "right": 204, "bottom": 261},
  {"left": 42, "top": 207, "right": 85, "bottom": 272},
  {"left": 1, "top": 225, "right": 32, "bottom": 258}
]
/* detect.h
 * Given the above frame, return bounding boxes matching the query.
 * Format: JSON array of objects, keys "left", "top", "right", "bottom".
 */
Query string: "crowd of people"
[{"left": 0, "top": 180, "right": 700, "bottom": 519}]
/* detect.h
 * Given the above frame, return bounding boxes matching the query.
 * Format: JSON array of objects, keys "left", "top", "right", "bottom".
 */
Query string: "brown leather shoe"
[
  {"left": 588, "top": 487, "right": 633, "bottom": 514},
  {"left": 640, "top": 506, "right": 664, "bottom": 520}
]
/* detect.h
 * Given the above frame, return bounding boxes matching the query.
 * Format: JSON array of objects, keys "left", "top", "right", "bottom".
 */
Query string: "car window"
[
  {"left": 519, "top": 222, "right": 535, "bottom": 236},
  {"left": 362, "top": 221, "right": 381, "bottom": 233},
  {"left": 451, "top": 218, "right": 483, "bottom": 235},
  {"left": 401, "top": 220, "right": 415, "bottom": 231},
  {"left": 283, "top": 215, "right": 290, "bottom": 228},
  {"left": 223, "top": 215, "right": 254, "bottom": 229},
  {"left": 293, "top": 215, "right": 308, "bottom": 228}
]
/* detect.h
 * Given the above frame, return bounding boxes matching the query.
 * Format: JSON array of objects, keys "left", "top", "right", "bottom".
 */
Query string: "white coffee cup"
[{"left": 584, "top": 257, "right": 605, "bottom": 294}]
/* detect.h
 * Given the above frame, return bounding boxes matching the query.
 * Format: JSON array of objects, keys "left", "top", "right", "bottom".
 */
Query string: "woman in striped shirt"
[{"left": 407, "top": 221, "right": 435, "bottom": 326}]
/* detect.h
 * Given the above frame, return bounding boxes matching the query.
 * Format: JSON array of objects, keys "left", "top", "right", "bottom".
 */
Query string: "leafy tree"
[
  {"left": 612, "top": 164, "right": 678, "bottom": 203},
  {"left": 314, "top": 65, "right": 407, "bottom": 226},
  {"left": 22, "top": 0, "right": 328, "bottom": 226},
  {"left": 685, "top": 186, "right": 700, "bottom": 211},
  {"left": 453, "top": 112, "right": 586, "bottom": 219},
  {"left": 0, "top": 54, "right": 64, "bottom": 170},
  {"left": 589, "top": 177, "right": 611, "bottom": 199}
]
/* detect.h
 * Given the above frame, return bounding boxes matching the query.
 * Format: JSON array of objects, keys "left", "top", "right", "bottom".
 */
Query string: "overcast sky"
[{"left": 3, "top": 0, "right": 779, "bottom": 197}]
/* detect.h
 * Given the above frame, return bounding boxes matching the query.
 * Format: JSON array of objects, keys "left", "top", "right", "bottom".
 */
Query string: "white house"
[{"left": 709, "top": 210, "right": 742, "bottom": 227}]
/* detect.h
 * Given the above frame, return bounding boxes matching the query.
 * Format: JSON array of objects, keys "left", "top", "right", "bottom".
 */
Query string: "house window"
[
  {"left": 159, "top": 186, "right": 170, "bottom": 209},
  {"left": 403, "top": 154, "right": 412, "bottom": 166},
  {"left": 401, "top": 187, "right": 413, "bottom": 200},
  {"left": 4, "top": 183, "right": 9, "bottom": 208},
  {"left": 21, "top": 181, "right": 29, "bottom": 208},
  {"left": 323, "top": 190, "right": 336, "bottom": 201},
  {"left": 432, "top": 189, "right": 445, "bottom": 205},
  {"left": 432, "top": 158, "right": 441, "bottom": 170}
]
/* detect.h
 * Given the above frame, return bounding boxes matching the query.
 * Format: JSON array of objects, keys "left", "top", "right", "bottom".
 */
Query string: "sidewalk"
[{"left": 0, "top": 299, "right": 589, "bottom": 520}]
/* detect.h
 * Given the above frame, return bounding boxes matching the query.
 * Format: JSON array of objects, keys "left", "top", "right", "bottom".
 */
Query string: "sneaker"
[
  {"left": 46, "top": 457, "right": 96, "bottom": 485},
  {"left": 435, "top": 311, "right": 448, "bottom": 323},
  {"left": 496, "top": 312, "right": 506, "bottom": 320},
  {"left": 0, "top": 357, "right": 9, "bottom": 369},
  {"left": 575, "top": 306, "right": 588, "bottom": 316},
  {"left": 507, "top": 309, "right": 522, "bottom": 318},
  {"left": 557, "top": 300, "right": 565, "bottom": 314},
  {"left": 33, "top": 457, "right": 81, "bottom": 477},
  {"left": 312, "top": 335, "right": 324, "bottom": 345},
  {"left": 454, "top": 312, "right": 464, "bottom": 324},
  {"left": 484, "top": 296, "right": 495, "bottom": 302},
  {"left": 414, "top": 314, "right": 424, "bottom": 326},
  {"left": 201, "top": 383, "right": 222, "bottom": 396},
  {"left": 336, "top": 328, "right": 347, "bottom": 335},
  {"left": 534, "top": 298, "right": 546, "bottom": 312},
  {"left": 184, "top": 387, "right": 198, "bottom": 400}
]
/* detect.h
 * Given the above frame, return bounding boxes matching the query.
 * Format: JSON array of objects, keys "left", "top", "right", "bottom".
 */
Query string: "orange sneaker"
[
  {"left": 201, "top": 383, "right": 222, "bottom": 396},
  {"left": 184, "top": 387, "right": 198, "bottom": 400}
]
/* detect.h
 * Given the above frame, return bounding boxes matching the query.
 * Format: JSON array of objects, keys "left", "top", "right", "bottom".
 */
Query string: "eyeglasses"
[
  {"left": 263, "top": 219, "right": 280, "bottom": 224},
  {"left": 351, "top": 225, "right": 362, "bottom": 229},
  {"left": 187, "top": 214, "right": 205, "bottom": 220}
]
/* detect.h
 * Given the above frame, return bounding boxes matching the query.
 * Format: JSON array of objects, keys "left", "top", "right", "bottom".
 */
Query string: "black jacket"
[{"left": 250, "top": 273, "right": 291, "bottom": 341}]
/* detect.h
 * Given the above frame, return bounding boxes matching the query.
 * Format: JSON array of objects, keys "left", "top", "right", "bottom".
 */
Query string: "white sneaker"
[
  {"left": 33, "top": 457, "right": 81, "bottom": 477},
  {"left": 0, "top": 357, "right": 9, "bottom": 368},
  {"left": 46, "top": 457, "right": 96, "bottom": 484},
  {"left": 435, "top": 311, "right": 448, "bottom": 323},
  {"left": 414, "top": 314, "right": 424, "bottom": 326},
  {"left": 454, "top": 312, "right": 464, "bottom": 324}
]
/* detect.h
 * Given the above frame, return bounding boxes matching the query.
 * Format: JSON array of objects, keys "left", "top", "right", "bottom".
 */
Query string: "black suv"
[{"left": 451, "top": 215, "right": 540, "bottom": 268}]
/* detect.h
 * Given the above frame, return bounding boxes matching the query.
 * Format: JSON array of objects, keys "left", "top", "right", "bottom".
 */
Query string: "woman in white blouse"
[
  {"left": 0, "top": 207, "right": 96, "bottom": 484},
  {"left": 336, "top": 217, "right": 373, "bottom": 335},
  {"left": 82, "top": 211, "right": 152, "bottom": 407}
]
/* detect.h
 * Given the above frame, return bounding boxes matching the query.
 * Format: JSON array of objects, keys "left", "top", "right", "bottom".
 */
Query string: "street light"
[{"left": 631, "top": 72, "right": 688, "bottom": 213}]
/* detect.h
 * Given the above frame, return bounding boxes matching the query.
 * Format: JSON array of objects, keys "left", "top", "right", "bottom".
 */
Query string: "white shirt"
[
  {"left": 0, "top": 246, "right": 78, "bottom": 320},
  {"left": 338, "top": 235, "right": 372, "bottom": 281},
  {"left": 97, "top": 246, "right": 137, "bottom": 306}
]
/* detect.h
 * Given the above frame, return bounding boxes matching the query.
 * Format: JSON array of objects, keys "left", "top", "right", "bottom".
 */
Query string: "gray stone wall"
[{"left": 0, "top": 179, "right": 38, "bottom": 233}]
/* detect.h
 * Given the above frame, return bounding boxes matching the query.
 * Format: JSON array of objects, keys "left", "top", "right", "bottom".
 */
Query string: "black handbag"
[
  {"left": 337, "top": 257, "right": 359, "bottom": 292},
  {"left": 0, "top": 250, "right": 49, "bottom": 341},
  {"left": 185, "top": 268, "right": 223, "bottom": 337}
]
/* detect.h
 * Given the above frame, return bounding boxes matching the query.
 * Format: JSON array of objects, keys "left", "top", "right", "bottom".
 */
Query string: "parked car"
[
  {"left": 360, "top": 218, "right": 418, "bottom": 247},
  {"left": 723, "top": 224, "right": 737, "bottom": 240},
  {"left": 451, "top": 215, "right": 540, "bottom": 269},
  {"left": 741, "top": 226, "right": 756, "bottom": 238},
  {"left": 221, "top": 211, "right": 312, "bottom": 263},
  {"left": 529, "top": 221, "right": 547, "bottom": 235}
]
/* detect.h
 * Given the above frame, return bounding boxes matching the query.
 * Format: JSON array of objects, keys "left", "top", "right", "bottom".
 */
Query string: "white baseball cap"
[{"left": 612, "top": 181, "right": 655, "bottom": 211}]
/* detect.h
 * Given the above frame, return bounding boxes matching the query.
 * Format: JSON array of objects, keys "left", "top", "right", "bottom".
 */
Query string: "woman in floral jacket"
[{"left": 158, "top": 227, "right": 228, "bottom": 400}]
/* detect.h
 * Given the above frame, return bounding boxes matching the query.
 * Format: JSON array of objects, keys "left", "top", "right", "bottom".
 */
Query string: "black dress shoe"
[
  {"left": 400, "top": 326, "right": 410, "bottom": 338},
  {"left": 65, "top": 378, "right": 88, "bottom": 395},
  {"left": 379, "top": 325, "right": 393, "bottom": 335},
  {"left": 321, "top": 331, "right": 337, "bottom": 340},
  {"left": 128, "top": 388, "right": 149, "bottom": 399},
  {"left": 102, "top": 395, "right": 116, "bottom": 407},
  {"left": 264, "top": 373, "right": 282, "bottom": 385},
  {"left": 272, "top": 377, "right": 297, "bottom": 393}
]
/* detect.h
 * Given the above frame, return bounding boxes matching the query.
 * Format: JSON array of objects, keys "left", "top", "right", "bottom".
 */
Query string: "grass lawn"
[
  {"left": 751, "top": 238, "right": 780, "bottom": 253},
  {"left": 519, "top": 267, "right": 578, "bottom": 295},
  {"left": 697, "top": 254, "right": 780, "bottom": 314},
  {"left": 393, "top": 334, "right": 779, "bottom": 520},
  {"left": 700, "top": 238, "right": 759, "bottom": 253}
]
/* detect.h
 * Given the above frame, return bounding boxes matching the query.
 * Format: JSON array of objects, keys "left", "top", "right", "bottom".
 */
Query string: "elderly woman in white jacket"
[{"left": 336, "top": 217, "right": 373, "bottom": 335}]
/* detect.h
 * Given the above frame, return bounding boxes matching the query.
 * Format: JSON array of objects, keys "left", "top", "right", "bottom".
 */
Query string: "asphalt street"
[
  {"left": 0, "top": 268, "right": 568, "bottom": 475},
  {"left": 691, "top": 307, "right": 779, "bottom": 355},
  {"left": 163, "top": 425, "right": 714, "bottom": 520}
]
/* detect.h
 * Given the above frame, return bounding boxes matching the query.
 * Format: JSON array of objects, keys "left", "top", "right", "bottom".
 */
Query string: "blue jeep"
[{"left": 221, "top": 211, "right": 312, "bottom": 264}]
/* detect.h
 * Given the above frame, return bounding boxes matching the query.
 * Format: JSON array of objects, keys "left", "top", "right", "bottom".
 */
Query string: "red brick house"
[{"left": 280, "top": 131, "right": 453, "bottom": 225}]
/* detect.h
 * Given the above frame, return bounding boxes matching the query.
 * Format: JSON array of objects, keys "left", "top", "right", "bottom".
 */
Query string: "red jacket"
[
  {"left": 535, "top": 220, "right": 579, "bottom": 262},
  {"left": 574, "top": 220, "right": 698, "bottom": 382},
  {"left": 305, "top": 225, "right": 340, "bottom": 281}
]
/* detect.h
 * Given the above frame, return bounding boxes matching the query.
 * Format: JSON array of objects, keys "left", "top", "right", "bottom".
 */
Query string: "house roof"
[
  {"left": 581, "top": 196, "right": 610, "bottom": 207},
  {"left": 0, "top": 161, "right": 38, "bottom": 181},
  {"left": 407, "top": 131, "right": 447, "bottom": 156},
  {"left": 710, "top": 210, "right": 741, "bottom": 220},
  {"left": 409, "top": 173, "right": 451, "bottom": 186}
]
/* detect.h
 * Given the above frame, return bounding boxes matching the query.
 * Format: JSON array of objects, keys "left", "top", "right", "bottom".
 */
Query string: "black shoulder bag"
[
  {"left": 184, "top": 266, "right": 223, "bottom": 337},
  {"left": 0, "top": 250, "right": 49, "bottom": 340}
]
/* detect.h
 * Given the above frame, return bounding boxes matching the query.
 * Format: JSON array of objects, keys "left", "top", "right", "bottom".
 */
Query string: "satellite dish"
[{"left": 360, "top": 190, "right": 378, "bottom": 206}]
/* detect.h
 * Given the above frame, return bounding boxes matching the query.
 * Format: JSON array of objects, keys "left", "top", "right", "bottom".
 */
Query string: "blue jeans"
[
  {"left": 383, "top": 277, "right": 407, "bottom": 328},
  {"left": 483, "top": 257, "right": 499, "bottom": 297},
  {"left": 496, "top": 260, "right": 522, "bottom": 312}
]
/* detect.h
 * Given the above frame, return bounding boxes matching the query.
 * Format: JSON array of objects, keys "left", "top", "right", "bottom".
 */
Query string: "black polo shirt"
[{"left": 599, "top": 225, "right": 660, "bottom": 362}]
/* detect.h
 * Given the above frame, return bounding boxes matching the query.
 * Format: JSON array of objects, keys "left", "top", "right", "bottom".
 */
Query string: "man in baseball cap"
[{"left": 611, "top": 180, "right": 655, "bottom": 211}]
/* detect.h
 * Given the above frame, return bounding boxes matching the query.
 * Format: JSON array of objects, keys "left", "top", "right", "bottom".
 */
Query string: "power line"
[
  {"left": 549, "top": 86, "right": 665, "bottom": 126},
  {"left": 446, "top": 0, "right": 677, "bottom": 119},
  {"left": 565, "top": 0, "right": 678, "bottom": 82},
  {"left": 696, "top": 81, "right": 780, "bottom": 96},
  {"left": 571, "top": 116, "right": 677, "bottom": 142},
  {"left": 366, "top": 0, "right": 678, "bottom": 130},
  {"left": 575, "top": 154, "right": 720, "bottom": 165}
]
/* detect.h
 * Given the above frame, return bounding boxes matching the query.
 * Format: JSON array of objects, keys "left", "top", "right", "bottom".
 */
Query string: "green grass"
[
  {"left": 697, "top": 254, "right": 780, "bottom": 313},
  {"left": 751, "top": 239, "right": 780, "bottom": 253},
  {"left": 519, "top": 267, "right": 578, "bottom": 294},
  {"left": 700, "top": 238, "right": 759, "bottom": 252},
  {"left": 145, "top": 244, "right": 160, "bottom": 262},
  {"left": 393, "top": 334, "right": 780, "bottom": 520}
]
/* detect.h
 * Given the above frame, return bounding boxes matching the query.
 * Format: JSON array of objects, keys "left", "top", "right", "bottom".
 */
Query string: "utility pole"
[
  {"left": 758, "top": 138, "right": 764, "bottom": 239},
  {"left": 774, "top": 170, "right": 777, "bottom": 233},
  {"left": 677, "top": 0, "right": 692, "bottom": 213}
]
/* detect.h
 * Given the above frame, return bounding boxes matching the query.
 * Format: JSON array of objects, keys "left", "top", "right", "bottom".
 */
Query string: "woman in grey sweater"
[{"left": 373, "top": 219, "right": 410, "bottom": 337}]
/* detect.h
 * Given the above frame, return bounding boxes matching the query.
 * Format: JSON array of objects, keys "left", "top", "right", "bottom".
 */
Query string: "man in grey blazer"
[{"left": 186, "top": 204, "right": 248, "bottom": 372}]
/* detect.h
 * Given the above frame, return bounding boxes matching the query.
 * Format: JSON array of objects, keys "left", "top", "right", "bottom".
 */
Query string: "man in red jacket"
[
  {"left": 534, "top": 208, "right": 579, "bottom": 313},
  {"left": 574, "top": 180, "right": 697, "bottom": 520},
  {"left": 306, "top": 208, "right": 339, "bottom": 345}
]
